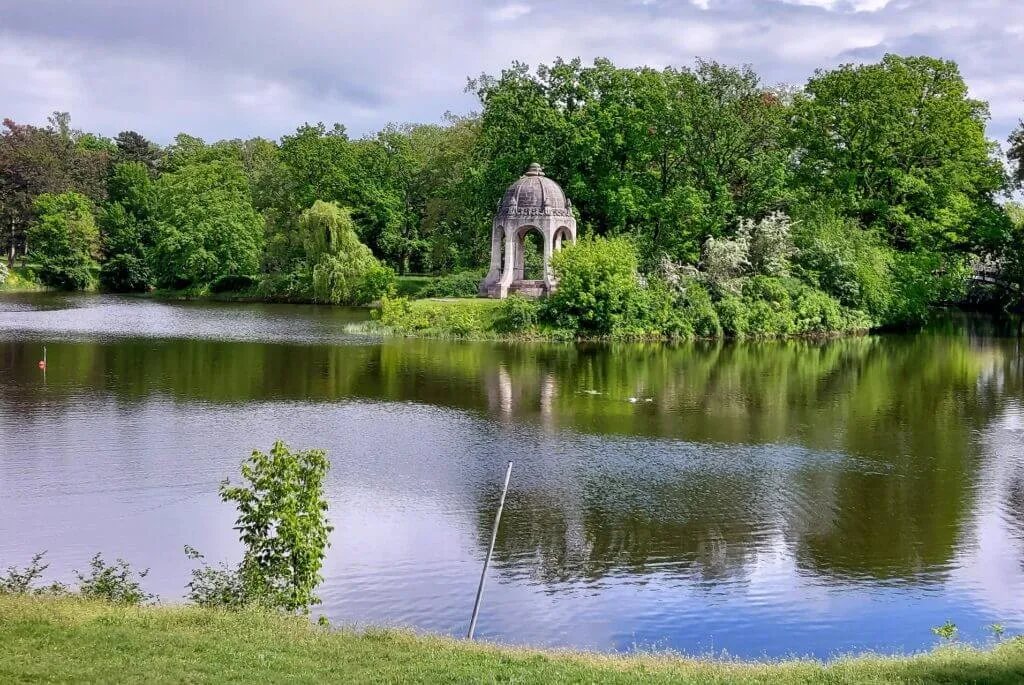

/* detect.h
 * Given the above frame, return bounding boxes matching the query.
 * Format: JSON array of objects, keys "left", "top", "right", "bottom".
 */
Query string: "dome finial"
[{"left": 525, "top": 163, "right": 544, "bottom": 176}]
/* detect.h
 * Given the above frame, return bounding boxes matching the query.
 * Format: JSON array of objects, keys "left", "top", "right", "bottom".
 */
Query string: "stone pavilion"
[{"left": 478, "top": 163, "right": 578, "bottom": 298}]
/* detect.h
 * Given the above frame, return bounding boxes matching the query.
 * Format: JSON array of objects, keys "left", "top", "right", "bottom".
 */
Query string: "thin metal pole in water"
[{"left": 467, "top": 460, "right": 513, "bottom": 640}]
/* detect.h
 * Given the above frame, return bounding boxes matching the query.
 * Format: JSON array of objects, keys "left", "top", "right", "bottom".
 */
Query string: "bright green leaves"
[
  {"left": 219, "top": 440, "right": 333, "bottom": 613},
  {"left": 27, "top": 191, "right": 99, "bottom": 290}
]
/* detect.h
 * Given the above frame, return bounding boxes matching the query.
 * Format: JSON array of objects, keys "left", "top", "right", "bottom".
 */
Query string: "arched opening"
[
  {"left": 517, "top": 227, "right": 545, "bottom": 281},
  {"left": 554, "top": 226, "right": 573, "bottom": 251}
]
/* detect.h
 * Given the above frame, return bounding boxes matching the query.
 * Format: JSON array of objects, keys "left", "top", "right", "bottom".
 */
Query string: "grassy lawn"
[{"left": 2, "top": 596, "right": 1024, "bottom": 684}]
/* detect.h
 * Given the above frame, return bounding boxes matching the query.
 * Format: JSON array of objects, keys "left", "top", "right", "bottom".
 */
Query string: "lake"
[{"left": 1, "top": 292, "right": 1022, "bottom": 659}]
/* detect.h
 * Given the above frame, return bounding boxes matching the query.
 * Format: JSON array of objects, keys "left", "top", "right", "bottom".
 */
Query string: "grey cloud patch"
[{"left": 0, "top": 0, "right": 1021, "bottom": 143}]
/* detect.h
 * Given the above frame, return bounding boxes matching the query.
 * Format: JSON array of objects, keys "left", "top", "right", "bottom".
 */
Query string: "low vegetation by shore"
[
  {"left": 2, "top": 595, "right": 1023, "bottom": 684},
  {"left": 0, "top": 266, "right": 47, "bottom": 292}
]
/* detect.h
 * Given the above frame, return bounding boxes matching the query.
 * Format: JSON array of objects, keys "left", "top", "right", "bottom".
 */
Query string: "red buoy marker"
[{"left": 38, "top": 346, "right": 47, "bottom": 370}]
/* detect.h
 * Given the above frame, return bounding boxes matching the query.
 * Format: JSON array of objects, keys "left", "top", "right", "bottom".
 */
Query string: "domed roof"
[{"left": 497, "top": 163, "right": 572, "bottom": 218}]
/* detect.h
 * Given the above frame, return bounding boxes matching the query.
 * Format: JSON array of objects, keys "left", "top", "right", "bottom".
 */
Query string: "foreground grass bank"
[{"left": 3, "top": 596, "right": 1024, "bottom": 684}]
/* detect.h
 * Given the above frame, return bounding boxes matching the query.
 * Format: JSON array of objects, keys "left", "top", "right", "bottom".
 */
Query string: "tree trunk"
[{"left": 7, "top": 219, "right": 14, "bottom": 269}]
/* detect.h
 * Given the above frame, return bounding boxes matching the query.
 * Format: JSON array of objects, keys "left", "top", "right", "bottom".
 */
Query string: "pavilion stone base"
[{"left": 480, "top": 279, "right": 550, "bottom": 299}]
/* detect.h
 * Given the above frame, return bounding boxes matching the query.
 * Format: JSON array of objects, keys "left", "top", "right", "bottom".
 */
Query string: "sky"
[{"left": 1, "top": 0, "right": 1022, "bottom": 145}]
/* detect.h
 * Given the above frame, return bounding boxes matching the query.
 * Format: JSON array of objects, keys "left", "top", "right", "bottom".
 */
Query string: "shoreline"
[{"left": 3, "top": 595, "right": 1022, "bottom": 683}]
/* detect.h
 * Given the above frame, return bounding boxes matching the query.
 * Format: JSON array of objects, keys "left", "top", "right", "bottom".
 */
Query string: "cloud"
[
  {"left": 490, "top": 4, "right": 532, "bottom": 21},
  {"left": 0, "top": 0, "right": 1020, "bottom": 144}
]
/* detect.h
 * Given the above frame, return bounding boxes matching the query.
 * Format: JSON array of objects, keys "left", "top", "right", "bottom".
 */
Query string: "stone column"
[
  {"left": 543, "top": 227, "right": 556, "bottom": 290},
  {"left": 498, "top": 226, "right": 517, "bottom": 298},
  {"left": 479, "top": 224, "right": 504, "bottom": 295},
  {"left": 514, "top": 231, "right": 526, "bottom": 281}
]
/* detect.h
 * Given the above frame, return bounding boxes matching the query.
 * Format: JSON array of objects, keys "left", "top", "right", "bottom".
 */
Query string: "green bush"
[
  {"left": 75, "top": 554, "right": 153, "bottom": 605},
  {"left": 418, "top": 270, "right": 484, "bottom": 298},
  {"left": 741, "top": 276, "right": 795, "bottom": 337},
  {"left": 792, "top": 287, "right": 847, "bottom": 334},
  {"left": 356, "top": 263, "right": 398, "bottom": 303},
  {"left": 376, "top": 296, "right": 500, "bottom": 338},
  {"left": 256, "top": 269, "right": 312, "bottom": 301},
  {"left": 209, "top": 274, "right": 258, "bottom": 293},
  {"left": 793, "top": 210, "right": 892, "bottom": 321},
  {"left": 1, "top": 553, "right": 67, "bottom": 596},
  {"left": 184, "top": 546, "right": 250, "bottom": 610},
  {"left": 715, "top": 293, "right": 748, "bottom": 337},
  {"left": 632, "top": 279, "right": 689, "bottom": 338},
  {"left": 543, "top": 236, "right": 641, "bottom": 336},
  {"left": 100, "top": 254, "right": 151, "bottom": 292},
  {"left": 679, "top": 282, "right": 722, "bottom": 338},
  {"left": 493, "top": 294, "right": 540, "bottom": 333},
  {"left": 0, "top": 262, "right": 8, "bottom": 286}
]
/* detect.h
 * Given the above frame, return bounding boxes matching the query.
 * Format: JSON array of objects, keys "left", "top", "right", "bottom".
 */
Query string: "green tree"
[
  {"left": 27, "top": 191, "right": 99, "bottom": 290},
  {"left": 0, "top": 115, "right": 109, "bottom": 267},
  {"left": 99, "top": 162, "right": 157, "bottom": 291},
  {"left": 299, "top": 200, "right": 395, "bottom": 305},
  {"left": 471, "top": 58, "right": 789, "bottom": 263},
  {"left": 1009, "top": 122, "right": 1024, "bottom": 188},
  {"left": 114, "top": 130, "right": 162, "bottom": 172},
  {"left": 219, "top": 440, "right": 333, "bottom": 613},
  {"left": 791, "top": 54, "right": 1006, "bottom": 255},
  {"left": 150, "top": 149, "right": 263, "bottom": 288}
]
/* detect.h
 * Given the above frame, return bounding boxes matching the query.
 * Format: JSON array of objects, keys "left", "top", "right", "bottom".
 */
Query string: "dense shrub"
[
  {"left": 792, "top": 286, "right": 848, "bottom": 334},
  {"left": 75, "top": 554, "right": 153, "bottom": 605},
  {"left": 715, "top": 294, "right": 748, "bottom": 337},
  {"left": 209, "top": 274, "right": 258, "bottom": 293},
  {"left": 493, "top": 294, "right": 539, "bottom": 333},
  {"left": 419, "top": 270, "right": 485, "bottom": 298},
  {"left": 738, "top": 212, "right": 797, "bottom": 278},
  {"left": 256, "top": 269, "right": 311, "bottom": 301},
  {"left": 377, "top": 296, "right": 499, "bottom": 337},
  {"left": 679, "top": 282, "right": 722, "bottom": 338},
  {"left": 793, "top": 210, "right": 892, "bottom": 321},
  {"left": 0, "top": 262, "right": 7, "bottom": 286},
  {"left": 27, "top": 192, "right": 99, "bottom": 290},
  {"left": 632, "top": 279, "right": 688, "bottom": 337},
  {"left": 543, "top": 236, "right": 641, "bottom": 336},
  {"left": 100, "top": 254, "right": 150, "bottom": 292},
  {"left": 741, "top": 276, "right": 795, "bottom": 337}
]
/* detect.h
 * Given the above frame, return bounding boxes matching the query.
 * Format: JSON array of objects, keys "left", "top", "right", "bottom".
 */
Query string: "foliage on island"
[{"left": 1, "top": 54, "right": 1021, "bottom": 329}]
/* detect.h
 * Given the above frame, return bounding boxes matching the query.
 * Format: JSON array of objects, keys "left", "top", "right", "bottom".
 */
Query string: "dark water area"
[{"left": 1, "top": 292, "right": 1023, "bottom": 659}]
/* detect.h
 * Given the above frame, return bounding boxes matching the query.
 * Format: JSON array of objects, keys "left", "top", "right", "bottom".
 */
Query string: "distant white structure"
[{"left": 479, "top": 163, "right": 578, "bottom": 298}]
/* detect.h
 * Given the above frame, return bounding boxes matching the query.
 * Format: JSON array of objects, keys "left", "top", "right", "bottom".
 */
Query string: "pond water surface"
[{"left": 1, "top": 293, "right": 1023, "bottom": 659}]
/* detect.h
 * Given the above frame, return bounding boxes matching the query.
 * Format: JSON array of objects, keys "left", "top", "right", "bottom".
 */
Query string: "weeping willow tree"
[{"left": 299, "top": 200, "right": 395, "bottom": 305}]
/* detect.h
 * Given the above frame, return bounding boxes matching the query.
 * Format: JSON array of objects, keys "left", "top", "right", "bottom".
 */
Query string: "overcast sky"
[{"left": 1, "top": 0, "right": 1021, "bottom": 145}]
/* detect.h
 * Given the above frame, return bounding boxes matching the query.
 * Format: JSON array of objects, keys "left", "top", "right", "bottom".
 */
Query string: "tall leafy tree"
[
  {"left": 150, "top": 142, "right": 263, "bottom": 288},
  {"left": 1009, "top": 122, "right": 1024, "bottom": 188},
  {"left": 0, "top": 114, "right": 109, "bottom": 266},
  {"left": 791, "top": 54, "right": 1006, "bottom": 254},
  {"left": 27, "top": 191, "right": 99, "bottom": 290},
  {"left": 471, "top": 58, "right": 789, "bottom": 263},
  {"left": 99, "top": 161, "right": 157, "bottom": 291},
  {"left": 114, "top": 131, "right": 162, "bottom": 173}
]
